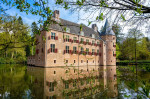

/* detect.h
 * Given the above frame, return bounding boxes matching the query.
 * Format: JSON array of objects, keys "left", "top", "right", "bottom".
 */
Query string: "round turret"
[{"left": 100, "top": 19, "right": 116, "bottom": 66}]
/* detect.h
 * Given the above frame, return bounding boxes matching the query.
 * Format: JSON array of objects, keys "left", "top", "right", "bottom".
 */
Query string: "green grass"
[{"left": 118, "top": 60, "right": 150, "bottom": 63}]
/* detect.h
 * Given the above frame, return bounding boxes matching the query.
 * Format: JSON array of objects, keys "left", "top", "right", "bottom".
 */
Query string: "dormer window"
[
  {"left": 92, "top": 34, "right": 95, "bottom": 38},
  {"left": 80, "top": 31, "right": 84, "bottom": 36},
  {"left": 66, "top": 27, "right": 70, "bottom": 33}
]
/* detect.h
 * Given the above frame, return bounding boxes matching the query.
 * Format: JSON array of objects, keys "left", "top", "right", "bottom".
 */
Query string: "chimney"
[
  {"left": 92, "top": 24, "right": 98, "bottom": 32},
  {"left": 53, "top": 10, "right": 60, "bottom": 20}
]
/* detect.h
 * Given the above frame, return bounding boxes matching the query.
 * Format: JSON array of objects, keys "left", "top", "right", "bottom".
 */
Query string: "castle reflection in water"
[{"left": 27, "top": 65, "right": 118, "bottom": 99}]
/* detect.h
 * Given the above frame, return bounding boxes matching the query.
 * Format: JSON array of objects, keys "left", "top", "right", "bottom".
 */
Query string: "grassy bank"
[{"left": 0, "top": 57, "right": 26, "bottom": 64}]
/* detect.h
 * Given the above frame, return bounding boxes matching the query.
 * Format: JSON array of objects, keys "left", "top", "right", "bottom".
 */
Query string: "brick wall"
[{"left": 27, "top": 29, "right": 116, "bottom": 67}]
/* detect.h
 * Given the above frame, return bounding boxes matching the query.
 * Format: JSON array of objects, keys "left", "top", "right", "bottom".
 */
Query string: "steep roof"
[
  {"left": 100, "top": 19, "right": 115, "bottom": 36},
  {"left": 49, "top": 18, "right": 100, "bottom": 39}
]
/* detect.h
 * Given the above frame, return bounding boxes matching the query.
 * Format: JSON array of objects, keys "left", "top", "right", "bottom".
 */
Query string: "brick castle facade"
[{"left": 27, "top": 10, "right": 116, "bottom": 67}]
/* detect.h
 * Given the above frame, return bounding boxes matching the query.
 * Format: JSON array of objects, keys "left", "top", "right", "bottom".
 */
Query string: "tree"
[
  {"left": 112, "top": 24, "right": 124, "bottom": 44},
  {"left": 119, "top": 28, "right": 145, "bottom": 60},
  {"left": 18, "top": 16, "right": 23, "bottom": 25},
  {"left": 0, "top": 15, "right": 31, "bottom": 63},
  {"left": 1, "top": 0, "right": 150, "bottom": 28},
  {"left": 31, "top": 22, "right": 39, "bottom": 36},
  {"left": 31, "top": 22, "right": 39, "bottom": 55},
  {"left": 25, "top": 45, "right": 30, "bottom": 57},
  {"left": 138, "top": 37, "right": 150, "bottom": 60}
]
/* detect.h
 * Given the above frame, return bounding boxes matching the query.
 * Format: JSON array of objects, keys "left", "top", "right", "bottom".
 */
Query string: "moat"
[{"left": 0, "top": 64, "right": 150, "bottom": 99}]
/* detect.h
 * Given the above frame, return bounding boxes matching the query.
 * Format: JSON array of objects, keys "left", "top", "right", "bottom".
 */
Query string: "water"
[{"left": 0, "top": 64, "right": 149, "bottom": 99}]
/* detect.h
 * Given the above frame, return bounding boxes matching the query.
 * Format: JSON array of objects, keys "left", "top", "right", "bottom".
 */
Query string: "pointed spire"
[{"left": 100, "top": 19, "right": 115, "bottom": 36}]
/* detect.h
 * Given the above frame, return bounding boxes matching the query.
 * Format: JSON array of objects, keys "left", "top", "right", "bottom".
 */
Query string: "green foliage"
[
  {"left": 25, "top": 45, "right": 30, "bottom": 57},
  {"left": 0, "top": 15, "right": 31, "bottom": 64},
  {"left": 117, "top": 28, "right": 150, "bottom": 61},
  {"left": 121, "top": 14, "right": 126, "bottom": 21},
  {"left": 80, "top": 24, "right": 83, "bottom": 31},
  {"left": 96, "top": 13, "right": 103, "bottom": 21}
]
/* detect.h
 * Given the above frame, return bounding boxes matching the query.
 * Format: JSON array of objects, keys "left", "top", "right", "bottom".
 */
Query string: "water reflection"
[{"left": 27, "top": 66, "right": 118, "bottom": 99}]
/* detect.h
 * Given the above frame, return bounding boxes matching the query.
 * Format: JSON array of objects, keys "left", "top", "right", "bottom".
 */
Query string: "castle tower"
[{"left": 100, "top": 19, "right": 116, "bottom": 66}]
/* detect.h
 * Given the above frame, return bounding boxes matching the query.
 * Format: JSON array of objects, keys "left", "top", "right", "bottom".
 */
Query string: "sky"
[
  {"left": 1, "top": 0, "right": 148, "bottom": 37},
  {"left": 2, "top": 0, "right": 106, "bottom": 32}
]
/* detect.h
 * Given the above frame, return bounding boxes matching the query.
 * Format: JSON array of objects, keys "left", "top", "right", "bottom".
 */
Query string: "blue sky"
[
  {"left": 3, "top": 0, "right": 79, "bottom": 26},
  {"left": 2, "top": 0, "right": 107, "bottom": 32},
  {"left": 3, "top": 0, "right": 143, "bottom": 36}
]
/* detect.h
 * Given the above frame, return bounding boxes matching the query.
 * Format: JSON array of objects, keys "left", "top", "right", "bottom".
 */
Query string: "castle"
[{"left": 27, "top": 10, "right": 116, "bottom": 67}]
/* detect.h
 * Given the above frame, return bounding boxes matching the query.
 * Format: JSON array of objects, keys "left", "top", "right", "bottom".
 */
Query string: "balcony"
[
  {"left": 48, "top": 48, "right": 58, "bottom": 53},
  {"left": 79, "top": 41, "right": 84, "bottom": 44},
  {"left": 92, "top": 43, "right": 95, "bottom": 46},
  {"left": 83, "top": 41, "right": 86, "bottom": 45},
  {"left": 94, "top": 43, "right": 97, "bottom": 46},
  {"left": 79, "top": 51, "right": 86, "bottom": 55},
  {"left": 88, "top": 42, "right": 91, "bottom": 45},
  {"left": 88, "top": 52, "right": 92, "bottom": 55},
  {"left": 48, "top": 36, "right": 58, "bottom": 40},
  {"left": 64, "top": 50, "right": 72, "bottom": 54},
  {"left": 113, "top": 45, "right": 116, "bottom": 47},
  {"left": 113, "top": 54, "right": 116, "bottom": 56},
  {"left": 94, "top": 52, "right": 97, "bottom": 55},
  {"left": 72, "top": 51, "right": 79, "bottom": 54}
]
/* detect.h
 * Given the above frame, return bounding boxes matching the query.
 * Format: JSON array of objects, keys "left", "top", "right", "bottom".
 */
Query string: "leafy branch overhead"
[{"left": 1, "top": 0, "right": 150, "bottom": 28}]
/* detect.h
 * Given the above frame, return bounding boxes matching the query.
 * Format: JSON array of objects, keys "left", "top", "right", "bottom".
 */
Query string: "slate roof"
[
  {"left": 100, "top": 19, "right": 115, "bottom": 36},
  {"left": 49, "top": 18, "right": 100, "bottom": 39}
]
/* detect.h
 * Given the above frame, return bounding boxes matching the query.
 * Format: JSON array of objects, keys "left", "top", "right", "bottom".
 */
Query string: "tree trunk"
[
  {"left": 32, "top": 45, "right": 33, "bottom": 55},
  {"left": 11, "top": 52, "right": 14, "bottom": 59}
]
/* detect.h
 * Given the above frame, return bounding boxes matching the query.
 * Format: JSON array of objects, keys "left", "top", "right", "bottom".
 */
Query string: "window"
[
  {"left": 81, "top": 60, "right": 83, "bottom": 63},
  {"left": 74, "top": 60, "right": 76, "bottom": 63},
  {"left": 54, "top": 60, "right": 56, "bottom": 63},
  {"left": 49, "top": 82, "right": 54, "bottom": 92},
  {"left": 51, "top": 32, "right": 55, "bottom": 40},
  {"left": 73, "top": 46, "right": 77, "bottom": 53},
  {"left": 65, "top": 35, "right": 69, "bottom": 42},
  {"left": 80, "top": 31, "right": 84, "bottom": 36},
  {"left": 92, "top": 40, "right": 95, "bottom": 45},
  {"left": 92, "top": 34, "right": 95, "bottom": 38},
  {"left": 81, "top": 47, "right": 84, "bottom": 54},
  {"left": 86, "top": 39, "right": 89, "bottom": 43},
  {"left": 87, "top": 60, "right": 88, "bottom": 63},
  {"left": 92, "top": 49, "right": 95, "bottom": 55},
  {"left": 66, "top": 27, "right": 70, "bottom": 33},
  {"left": 73, "top": 37, "right": 77, "bottom": 42},
  {"left": 86, "top": 48, "right": 89, "bottom": 55},
  {"left": 42, "top": 48, "right": 44, "bottom": 53},
  {"left": 80, "top": 38, "right": 84, "bottom": 43},
  {"left": 97, "top": 50, "right": 99, "bottom": 55},
  {"left": 54, "top": 71, "right": 56, "bottom": 74},
  {"left": 93, "top": 60, "right": 94, "bottom": 63},
  {"left": 65, "top": 83, "right": 69, "bottom": 89},
  {"left": 97, "top": 42, "right": 100, "bottom": 45},
  {"left": 66, "top": 60, "right": 68, "bottom": 63},
  {"left": 50, "top": 44, "right": 55, "bottom": 52},
  {"left": 66, "top": 46, "right": 69, "bottom": 53}
]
